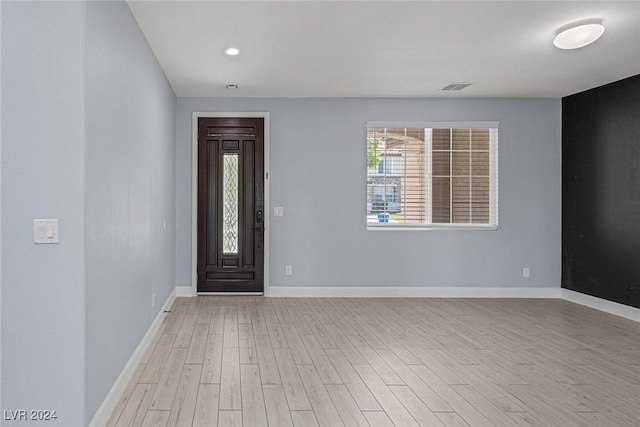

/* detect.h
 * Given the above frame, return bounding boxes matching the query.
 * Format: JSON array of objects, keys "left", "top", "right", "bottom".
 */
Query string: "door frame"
[{"left": 191, "top": 112, "right": 270, "bottom": 296}]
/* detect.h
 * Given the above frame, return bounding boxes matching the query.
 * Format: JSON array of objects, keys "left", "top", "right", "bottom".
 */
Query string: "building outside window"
[{"left": 366, "top": 123, "right": 498, "bottom": 229}]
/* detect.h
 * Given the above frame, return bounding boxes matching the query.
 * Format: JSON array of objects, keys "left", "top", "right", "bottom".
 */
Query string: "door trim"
[{"left": 192, "top": 112, "right": 270, "bottom": 296}]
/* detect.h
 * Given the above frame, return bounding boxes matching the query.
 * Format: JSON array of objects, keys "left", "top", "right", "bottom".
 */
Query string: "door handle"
[{"left": 256, "top": 210, "right": 263, "bottom": 224}]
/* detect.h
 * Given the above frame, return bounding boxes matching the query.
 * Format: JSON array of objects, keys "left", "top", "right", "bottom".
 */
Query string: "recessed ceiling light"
[
  {"left": 553, "top": 19, "right": 605, "bottom": 50},
  {"left": 224, "top": 47, "right": 241, "bottom": 56}
]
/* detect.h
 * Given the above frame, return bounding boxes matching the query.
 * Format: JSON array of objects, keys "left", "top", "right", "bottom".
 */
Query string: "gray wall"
[
  {"left": 1, "top": 2, "right": 87, "bottom": 425},
  {"left": 1, "top": 1, "right": 176, "bottom": 425},
  {"left": 177, "top": 98, "right": 562, "bottom": 290},
  {"left": 0, "top": 0, "right": 3, "bottom": 412},
  {"left": 85, "top": 1, "right": 176, "bottom": 421}
]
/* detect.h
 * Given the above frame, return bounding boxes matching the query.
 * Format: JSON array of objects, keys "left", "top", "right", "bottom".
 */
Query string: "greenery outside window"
[{"left": 366, "top": 122, "right": 499, "bottom": 229}]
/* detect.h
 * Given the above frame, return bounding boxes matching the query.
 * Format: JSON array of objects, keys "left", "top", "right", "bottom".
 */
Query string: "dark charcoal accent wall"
[{"left": 562, "top": 74, "right": 640, "bottom": 309}]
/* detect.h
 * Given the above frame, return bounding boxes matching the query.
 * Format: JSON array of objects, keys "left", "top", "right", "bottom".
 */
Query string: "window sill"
[{"left": 366, "top": 224, "right": 498, "bottom": 231}]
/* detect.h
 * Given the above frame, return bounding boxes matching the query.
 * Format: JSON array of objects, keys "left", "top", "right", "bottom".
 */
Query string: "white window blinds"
[{"left": 366, "top": 122, "right": 498, "bottom": 229}]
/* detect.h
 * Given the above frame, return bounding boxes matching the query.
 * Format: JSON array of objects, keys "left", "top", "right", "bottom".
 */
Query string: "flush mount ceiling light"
[
  {"left": 224, "top": 47, "right": 241, "bottom": 56},
  {"left": 553, "top": 19, "right": 605, "bottom": 50}
]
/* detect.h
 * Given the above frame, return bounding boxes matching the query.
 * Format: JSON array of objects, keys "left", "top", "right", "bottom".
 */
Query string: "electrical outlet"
[
  {"left": 285, "top": 265, "right": 292, "bottom": 276},
  {"left": 274, "top": 207, "right": 284, "bottom": 216},
  {"left": 152, "top": 293, "right": 156, "bottom": 308},
  {"left": 523, "top": 267, "right": 530, "bottom": 278}
]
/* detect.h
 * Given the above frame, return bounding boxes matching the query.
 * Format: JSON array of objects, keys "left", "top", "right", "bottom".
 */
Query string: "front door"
[{"left": 197, "top": 117, "right": 264, "bottom": 293}]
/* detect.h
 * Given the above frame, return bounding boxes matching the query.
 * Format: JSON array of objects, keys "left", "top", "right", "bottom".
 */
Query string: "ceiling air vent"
[{"left": 442, "top": 82, "right": 473, "bottom": 91}]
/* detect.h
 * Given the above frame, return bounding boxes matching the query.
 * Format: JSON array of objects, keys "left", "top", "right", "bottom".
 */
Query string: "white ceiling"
[{"left": 127, "top": 1, "right": 640, "bottom": 98}]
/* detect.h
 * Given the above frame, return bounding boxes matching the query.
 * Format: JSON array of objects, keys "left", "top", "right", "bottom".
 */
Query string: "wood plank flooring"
[{"left": 107, "top": 297, "right": 640, "bottom": 426}]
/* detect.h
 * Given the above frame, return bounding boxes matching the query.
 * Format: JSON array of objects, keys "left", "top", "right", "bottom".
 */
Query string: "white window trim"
[
  {"left": 425, "top": 128, "right": 433, "bottom": 224},
  {"left": 366, "top": 121, "right": 499, "bottom": 231},
  {"left": 368, "top": 224, "right": 498, "bottom": 231},
  {"left": 367, "top": 121, "right": 500, "bottom": 130}
]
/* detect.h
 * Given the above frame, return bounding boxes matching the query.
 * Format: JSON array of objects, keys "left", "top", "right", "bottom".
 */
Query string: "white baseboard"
[
  {"left": 268, "top": 286, "right": 561, "bottom": 298},
  {"left": 176, "top": 286, "right": 195, "bottom": 297},
  {"left": 561, "top": 289, "right": 640, "bottom": 323},
  {"left": 88, "top": 288, "right": 176, "bottom": 427}
]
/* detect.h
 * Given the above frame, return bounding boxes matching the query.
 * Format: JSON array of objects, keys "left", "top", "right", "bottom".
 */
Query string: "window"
[{"left": 366, "top": 122, "right": 498, "bottom": 229}]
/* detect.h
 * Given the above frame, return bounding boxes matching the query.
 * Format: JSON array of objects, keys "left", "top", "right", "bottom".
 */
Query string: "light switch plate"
[
  {"left": 34, "top": 219, "right": 59, "bottom": 244},
  {"left": 274, "top": 207, "right": 284, "bottom": 216}
]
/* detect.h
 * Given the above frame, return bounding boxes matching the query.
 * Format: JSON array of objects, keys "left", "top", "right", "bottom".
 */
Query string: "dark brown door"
[{"left": 197, "top": 117, "right": 264, "bottom": 293}]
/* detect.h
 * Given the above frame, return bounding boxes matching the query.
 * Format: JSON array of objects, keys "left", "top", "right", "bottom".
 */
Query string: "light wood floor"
[{"left": 107, "top": 297, "right": 640, "bottom": 427}]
